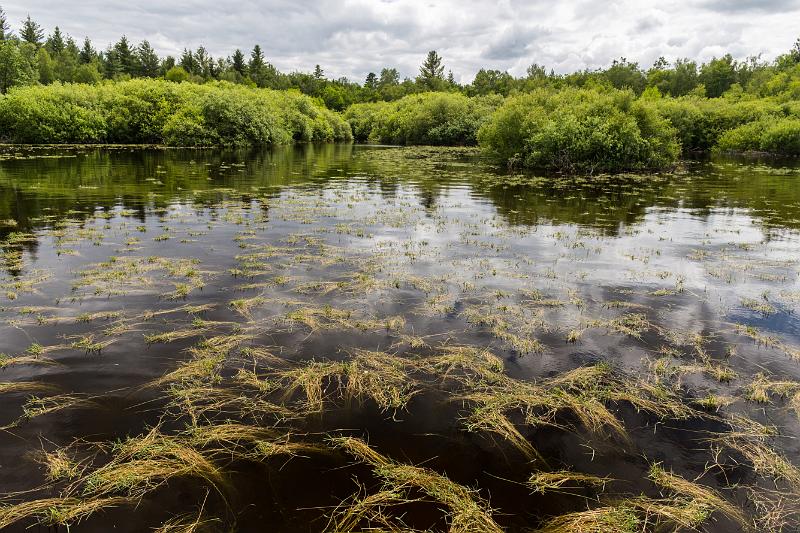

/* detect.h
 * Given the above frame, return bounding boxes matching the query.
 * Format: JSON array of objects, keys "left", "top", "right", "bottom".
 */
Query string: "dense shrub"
[
  {"left": 0, "top": 79, "right": 352, "bottom": 145},
  {"left": 653, "top": 96, "right": 783, "bottom": 152},
  {"left": 717, "top": 117, "right": 800, "bottom": 155},
  {"left": 345, "top": 92, "right": 502, "bottom": 145},
  {"left": 477, "top": 88, "right": 680, "bottom": 172}
]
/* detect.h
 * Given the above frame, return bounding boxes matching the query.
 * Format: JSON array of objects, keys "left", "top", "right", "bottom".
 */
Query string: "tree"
[
  {"left": 20, "top": 15, "right": 44, "bottom": 47},
  {"left": 112, "top": 35, "right": 137, "bottom": 77},
  {"left": 699, "top": 54, "right": 737, "bottom": 97},
  {"left": 0, "top": 40, "right": 37, "bottom": 92},
  {"left": 0, "top": 6, "right": 10, "bottom": 41},
  {"left": 137, "top": 40, "right": 160, "bottom": 77},
  {"left": 364, "top": 72, "right": 377, "bottom": 89},
  {"left": 602, "top": 58, "right": 646, "bottom": 94},
  {"left": 418, "top": 50, "right": 445, "bottom": 89},
  {"left": 195, "top": 46, "right": 211, "bottom": 78},
  {"left": 37, "top": 48, "right": 56, "bottom": 84},
  {"left": 378, "top": 68, "right": 399, "bottom": 87},
  {"left": 313, "top": 64, "right": 324, "bottom": 79},
  {"left": 470, "top": 69, "right": 514, "bottom": 96},
  {"left": 45, "top": 26, "right": 65, "bottom": 55},
  {"left": 790, "top": 37, "right": 800, "bottom": 64},
  {"left": 79, "top": 37, "right": 95, "bottom": 64},
  {"left": 179, "top": 48, "right": 197, "bottom": 75},
  {"left": 231, "top": 49, "right": 247, "bottom": 76}
]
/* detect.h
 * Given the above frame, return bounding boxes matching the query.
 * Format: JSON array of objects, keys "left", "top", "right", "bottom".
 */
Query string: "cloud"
[{"left": 2, "top": 0, "right": 797, "bottom": 82}]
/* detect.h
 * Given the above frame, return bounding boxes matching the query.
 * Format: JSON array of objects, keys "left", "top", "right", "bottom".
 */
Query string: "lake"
[{"left": 1, "top": 144, "right": 799, "bottom": 532}]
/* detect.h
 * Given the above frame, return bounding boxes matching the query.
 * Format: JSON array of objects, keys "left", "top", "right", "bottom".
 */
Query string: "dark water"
[{"left": 1, "top": 144, "right": 800, "bottom": 532}]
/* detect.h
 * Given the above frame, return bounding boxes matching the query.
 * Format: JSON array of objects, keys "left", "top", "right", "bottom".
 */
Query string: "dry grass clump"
[
  {"left": 535, "top": 504, "right": 640, "bottom": 533},
  {"left": 0, "top": 497, "right": 130, "bottom": 529},
  {"left": 647, "top": 464, "right": 748, "bottom": 527},
  {"left": 745, "top": 374, "right": 800, "bottom": 414},
  {"left": 81, "top": 429, "right": 228, "bottom": 499},
  {"left": 586, "top": 313, "right": 651, "bottom": 339},
  {"left": 331, "top": 437, "right": 503, "bottom": 533},
  {"left": 528, "top": 470, "right": 610, "bottom": 494},
  {"left": 0, "top": 381, "right": 59, "bottom": 395},
  {"left": 276, "top": 350, "right": 419, "bottom": 413}
]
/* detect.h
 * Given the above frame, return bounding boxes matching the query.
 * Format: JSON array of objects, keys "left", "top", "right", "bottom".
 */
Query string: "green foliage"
[
  {"left": 0, "top": 79, "right": 352, "bottom": 146},
  {"left": 653, "top": 96, "right": 783, "bottom": 151},
  {"left": 717, "top": 117, "right": 800, "bottom": 155},
  {"left": 0, "top": 40, "right": 37, "bottom": 93},
  {"left": 477, "top": 88, "right": 680, "bottom": 172},
  {"left": 345, "top": 92, "right": 502, "bottom": 145},
  {"left": 165, "top": 66, "right": 190, "bottom": 83}
]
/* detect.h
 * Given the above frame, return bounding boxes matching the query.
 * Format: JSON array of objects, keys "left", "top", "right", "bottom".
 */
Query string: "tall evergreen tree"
[
  {"left": 79, "top": 37, "right": 95, "bottom": 64},
  {"left": 45, "top": 26, "right": 65, "bottom": 55},
  {"left": 418, "top": 50, "right": 445, "bottom": 89},
  {"left": 0, "top": 6, "right": 10, "bottom": 41},
  {"left": 313, "top": 64, "right": 324, "bottom": 79},
  {"left": 20, "top": 15, "right": 44, "bottom": 47},
  {"left": 179, "top": 48, "right": 197, "bottom": 75},
  {"left": 364, "top": 72, "right": 377, "bottom": 89},
  {"left": 231, "top": 49, "right": 247, "bottom": 76},
  {"left": 113, "top": 35, "right": 137, "bottom": 76},
  {"left": 137, "top": 40, "right": 160, "bottom": 77}
]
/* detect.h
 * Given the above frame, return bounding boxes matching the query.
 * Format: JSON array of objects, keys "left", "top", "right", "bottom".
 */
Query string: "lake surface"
[{"left": 1, "top": 144, "right": 800, "bottom": 532}]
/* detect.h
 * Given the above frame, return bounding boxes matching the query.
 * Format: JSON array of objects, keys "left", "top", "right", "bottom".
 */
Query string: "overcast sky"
[{"left": 3, "top": 0, "right": 798, "bottom": 83}]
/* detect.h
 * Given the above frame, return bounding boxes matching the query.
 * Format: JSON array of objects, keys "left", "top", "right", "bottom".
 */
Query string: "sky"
[{"left": 3, "top": 0, "right": 799, "bottom": 83}]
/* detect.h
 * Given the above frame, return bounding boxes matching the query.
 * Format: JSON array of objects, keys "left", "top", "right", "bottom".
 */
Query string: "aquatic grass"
[
  {"left": 276, "top": 350, "right": 419, "bottom": 413},
  {"left": 0, "top": 381, "right": 60, "bottom": 395},
  {"left": 527, "top": 470, "right": 611, "bottom": 494},
  {"left": 332, "top": 437, "right": 503, "bottom": 533},
  {"left": 647, "top": 463, "right": 748, "bottom": 527},
  {"left": 0, "top": 497, "right": 131, "bottom": 529},
  {"left": 535, "top": 504, "right": 640, "bottom": 533},
  {"left": 81, "top": 429, "right": 229, "bottom": 499}
]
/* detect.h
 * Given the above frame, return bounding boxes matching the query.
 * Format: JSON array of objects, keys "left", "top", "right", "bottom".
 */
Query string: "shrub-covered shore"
[
  {"left": 0, "top": 79, "right": 352, "bottom": 145},
  {"left": 0, "top": 79, "right": 798, "bottom": 170}
]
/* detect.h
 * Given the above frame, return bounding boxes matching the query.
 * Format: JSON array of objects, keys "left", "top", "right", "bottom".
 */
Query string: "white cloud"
[{"left": 3, "top": 0, "right": 798, "bottom": 83}]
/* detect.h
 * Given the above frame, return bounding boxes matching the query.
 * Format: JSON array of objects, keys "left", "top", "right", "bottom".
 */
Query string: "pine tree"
[
  {"left": 113, "top": 35, "right": 137, "bottom": 76},
  {"left": 179, "top": 48, "right": 197, "bottom": 75},
  {"left": 0, "top": 6, "right": 11, "bottom": 41},
  {"left": 20, "top": 15, "right": 44, "bottom": 47},
  {"left": 249, "top": 44, "right": 266, "bottom": 85},
  {"left": 364, "top": 72, "right": 377, "bottom": 89},
  {"left": 46, "top": 26, "right": 65, "bottom": 55},
  {"left": 231, "top": 49, "right": 247, "bottom": 76},
  {"left": 137, "top": 40, "right": 160, "bottom": 77},
  {"left": 418, "top": 50, "right": 445, "bottom": 89},
  {"left": 79, "top": 37, "right": 95, "bottom": 64},
  {"left": 313, "top": 64, "right": 324, "bottom": 79}
]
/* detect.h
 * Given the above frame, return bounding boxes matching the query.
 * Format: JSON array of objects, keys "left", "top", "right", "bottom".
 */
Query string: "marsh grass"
[
  {"left": 332, "top": 437, "right": 503, "bottom": 533},
  {"left": 527, "top": 470, "right": 611, "bottom": 495},
  {"left": 276, "top": 350, "right": 419, "bottom": 413}
]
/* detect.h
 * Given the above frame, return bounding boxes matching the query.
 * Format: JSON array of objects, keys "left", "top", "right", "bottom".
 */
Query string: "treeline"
[{"left": 1, "top": 8, "right": 799, "bottom": 110}]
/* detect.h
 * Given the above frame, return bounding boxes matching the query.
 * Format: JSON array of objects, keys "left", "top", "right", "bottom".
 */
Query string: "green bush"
[
  {"left": 344, "top": 92, "right": 502, "bottom": 145},
  {"left": 478, "top": 88, "right": 680, "bottom": 172},
  {"left": 0, "top": 79, "right": 352, "bottom": 146},
  {"left": 717, "top": 117, "right": 800, "bottom": 155},
  {"left": 653, "top": 96, "right": 782, "bottom": 151}
]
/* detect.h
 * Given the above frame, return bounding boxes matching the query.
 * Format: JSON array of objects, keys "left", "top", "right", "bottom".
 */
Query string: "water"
[{"left": 1, "top": 144, "right": 799, "bottom": 532}]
